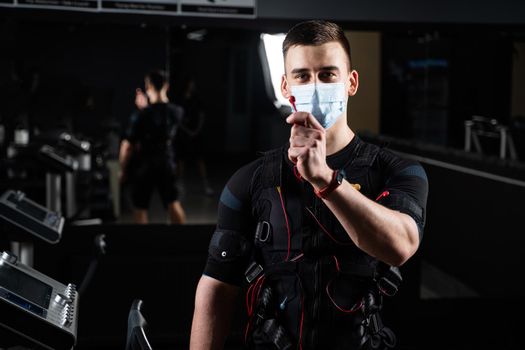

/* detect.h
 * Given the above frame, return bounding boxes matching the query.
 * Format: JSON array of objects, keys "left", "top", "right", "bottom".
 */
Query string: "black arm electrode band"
[
  {"left": 208, "top": 229, "right": 251, "bottom": 262},
  {"left": 378, "top": 191, "right": 426, "bottom": 238}
]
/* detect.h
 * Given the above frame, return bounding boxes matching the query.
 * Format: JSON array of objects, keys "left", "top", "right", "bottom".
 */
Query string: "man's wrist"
[
  {"left": 310, "top": 168, "right": 334, "bottom": 192},
  {"left": 314, "top": 169, "right": 346, "bottom": 199}
]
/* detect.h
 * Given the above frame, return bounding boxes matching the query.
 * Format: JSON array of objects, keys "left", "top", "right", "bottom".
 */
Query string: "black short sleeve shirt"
[{"left": 203, "top": 137, "right": 428, "bottom": 286}]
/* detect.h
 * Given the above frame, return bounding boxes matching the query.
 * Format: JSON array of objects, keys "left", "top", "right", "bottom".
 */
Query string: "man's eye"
[
  {"left": 294, "top": 73, "right": 308, "bottom": 80},
  {"left": 320, "top": 72, "right": 336, "bottom": 79}
]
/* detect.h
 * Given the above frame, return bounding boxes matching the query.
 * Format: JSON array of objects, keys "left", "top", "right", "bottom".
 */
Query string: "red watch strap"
[{"left": 314, "top": 170, "right": 340, "bottom": 199}]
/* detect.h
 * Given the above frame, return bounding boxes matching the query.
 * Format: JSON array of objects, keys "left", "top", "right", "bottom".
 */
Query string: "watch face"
[{"left": 337, "top": 169, "right": 346, "bottom": 184}]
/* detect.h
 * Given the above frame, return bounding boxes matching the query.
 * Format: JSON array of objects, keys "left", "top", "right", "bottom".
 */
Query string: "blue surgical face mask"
[{"left": 290, "top": 82, "right": 347, "bottom": 129}]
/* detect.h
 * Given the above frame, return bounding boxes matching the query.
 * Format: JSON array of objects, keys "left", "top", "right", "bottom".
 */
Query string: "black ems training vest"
[{"left": 245, "top": 141, "right": 401, "bottom": 350}]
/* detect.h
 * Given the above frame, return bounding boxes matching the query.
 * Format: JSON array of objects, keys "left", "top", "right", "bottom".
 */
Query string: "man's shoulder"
[
  {"left": 129, "top": 109, "right": 142, "bottom": 122},
  {"left": 375, "top": 144, "right": 413, "bottom": 164},
  {"left": 226, "top": 145, "right": 290, "bottom": 191},
  {"left": 355, "top": 136, "right": 405, "bottom": 163},
  {"left": 358, "top": 138, "right": 382, "bottom": 153},
  {"left": 222, "top": 157, "right": 264, "bottom": 206},
  {"left": 136, "top": 105, "right": 156, "bottom": 119},
  {"left": 374, "top": 143, "right": 427, "bottom": 179},
  {"left": 168, "top": 103, "right": 184, "bottom": 122},
  {"left": 231, "top": 156, "right": 264, "bottom": 180},
  {"left": 167, "top": 102, "right": 183, "bottom": 110},
  {"left": 227, "top": 150, "right": 284, "bottom": 195},
  {"left": 261, "top": 144, "right": 288, "bottom": 155},
  {"left": 146, "top": 103, "right": 182, "bottom": 115}
]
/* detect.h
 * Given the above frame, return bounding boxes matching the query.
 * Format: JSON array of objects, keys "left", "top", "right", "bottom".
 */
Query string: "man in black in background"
[
  {"left": 191, "top": 20, "right": 428, "bottom": 349},
  {"left": 119, "top": 70, "right": 186, "bottom": 224}
]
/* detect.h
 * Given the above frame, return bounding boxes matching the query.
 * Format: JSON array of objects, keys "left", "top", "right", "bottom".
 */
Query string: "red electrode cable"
[
  {"left": 289, "top": 96, "right": 298, "bottom": 112},
  {"left": 276, "top": 186, "right": 291, "bottom": 261},
  {"left": 375, "top": 190, "right": 390, "bottom": 201},
  {"left": 289, "top": 95, "right": 308, "bottom": 127}
]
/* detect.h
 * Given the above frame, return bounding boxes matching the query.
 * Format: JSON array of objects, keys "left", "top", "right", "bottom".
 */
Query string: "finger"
[
  {"left": 286, "top": 112, "right": 325, "bottom": 132},
  {"left": 288, "top": 146, "right": 307, "bottom": 164},
  {"left": 303, "top": 113, "right": 324, "bottom": 131},
  {"left": 288, "top": 150, "right": 297, "bottom": 164},
  {"left": 290, "top": 135, "right": 317, "bottom": 148},
  {"left": 285, "top": 112, "right": 310, "bottom": 126},
  {"left": 290, "top": 124, "right": 323, "bottom": 140}
]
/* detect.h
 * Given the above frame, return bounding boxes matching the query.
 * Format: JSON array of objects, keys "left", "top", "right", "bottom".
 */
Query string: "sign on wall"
[
  {"left": 102, "top": 0, "right": 179, "bottom": 14},
  {"left": 180, "top": 0, "right": 255, "bottom": 17},
  {"left": 0, "top": 0, "right": 256, "bottom": 17},
  {"left": 14, "top": 0, "right": 97, "bottom": 10}
]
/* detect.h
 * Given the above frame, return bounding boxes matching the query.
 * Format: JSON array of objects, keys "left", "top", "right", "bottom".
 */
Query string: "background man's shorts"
[{"left": 129, "top": 163, "right": 179, "bottom": 209}]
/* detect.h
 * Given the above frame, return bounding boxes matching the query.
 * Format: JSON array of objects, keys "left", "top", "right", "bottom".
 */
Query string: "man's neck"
[
  {"left": 149, "top": 93, "right": 169, "bottom": 104},
  {"left": 325, "top": 118, "right": 355, "bottom": 156}
]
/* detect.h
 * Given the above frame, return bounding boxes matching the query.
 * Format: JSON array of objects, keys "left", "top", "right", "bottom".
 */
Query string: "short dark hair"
[
  {"left": 282, "top": 20, "right": 352, "bottom": 69},
  {"left": 145, "top": 69, "right": 168, "bottom": 91}
]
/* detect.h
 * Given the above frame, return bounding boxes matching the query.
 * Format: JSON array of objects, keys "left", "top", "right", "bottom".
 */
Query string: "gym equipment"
[
  {"left": 464, "top": 115, "right": 518, "bottom": 160},
  {"left": 0, "top": 189, "right": 64, "bottom": 267},
  {"left": 0, "top": 250, "right": 78, "bottom": 350},
  {"left": 0, "top": 189, "right": 64, "bottom": 245},
  {"left": 125, "top": 299, "right": 153, "bottom": 350}
]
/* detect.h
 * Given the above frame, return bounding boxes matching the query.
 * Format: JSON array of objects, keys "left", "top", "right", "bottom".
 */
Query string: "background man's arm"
[
  {"left": 118, "top": 139, "right": 133, "bottom": 183},
  {"left": 190, "top": 275, "right": 239, "bottom": 350}
]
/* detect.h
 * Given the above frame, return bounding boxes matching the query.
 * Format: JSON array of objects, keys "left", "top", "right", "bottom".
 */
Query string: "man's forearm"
[
  {"left": 190, "top": 276, "right": 239, "bottom": 350},
  {"left": 323, "top": 180, "right": 419, "bottom": 266}
]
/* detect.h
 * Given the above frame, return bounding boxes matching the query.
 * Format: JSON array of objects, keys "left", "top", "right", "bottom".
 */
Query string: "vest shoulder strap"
[
  {"left": 259, "top": 146, "right": 285, "bottom": 188},
  {"left": 350, "top": 139, "right": 381, "bottom": 169}
]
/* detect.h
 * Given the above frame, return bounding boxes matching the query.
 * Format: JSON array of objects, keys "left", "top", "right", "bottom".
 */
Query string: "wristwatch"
[{"left": 314, "top": 169, "right": 346, "bottom": 199}]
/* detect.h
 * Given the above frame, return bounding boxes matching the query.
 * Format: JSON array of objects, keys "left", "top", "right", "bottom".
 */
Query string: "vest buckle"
[
  {"left": 377, "top": 266, "right": 402, "bottom": 296},
  {"left": 255, "top": 221, "right": 271, "bottom": 243},
  {"left": 245, "top": 261, "right": 264, "bottom": 284}
]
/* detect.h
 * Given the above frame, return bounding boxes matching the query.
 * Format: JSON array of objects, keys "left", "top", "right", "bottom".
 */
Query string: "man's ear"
[
  {"left": 348, "top": 70, "right": 359, "bottom": 97},
  {"left": 281, "top": 74, "right": 291, "bottom": 99}
]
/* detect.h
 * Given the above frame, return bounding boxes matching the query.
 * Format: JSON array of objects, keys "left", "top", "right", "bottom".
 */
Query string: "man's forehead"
[{"left": 284, "top": 42, "right": 350, "bottom": 70}]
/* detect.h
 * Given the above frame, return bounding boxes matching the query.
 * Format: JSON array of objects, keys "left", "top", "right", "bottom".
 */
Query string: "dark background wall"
[
  {"left": 0, "top": 16, "right": 288, "bottom": 159},
  {"left": 257, "top": 0, "right": 525, "bottom": 25},
  {"left": 1, "top": 15, "right": 523, "bottom": 158},
  {"left": 380, "top": 29, "right": 516, "bottom": 148}
]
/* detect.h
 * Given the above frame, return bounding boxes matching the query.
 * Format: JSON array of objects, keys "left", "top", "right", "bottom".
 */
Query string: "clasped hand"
[{"left": 286, "top": 112, "right": 333, "bottom": 190}]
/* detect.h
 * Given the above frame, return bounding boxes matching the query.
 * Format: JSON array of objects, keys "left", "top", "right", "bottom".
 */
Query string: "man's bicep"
[
  {"left": 379, "top": 159, "right": 429, "bottom": 238},
  {"left": 203, "top": 160, "right": 261, "bottom": 286},
  {"left": 196, "top": 275, "right": 240, "bottom": 298}
]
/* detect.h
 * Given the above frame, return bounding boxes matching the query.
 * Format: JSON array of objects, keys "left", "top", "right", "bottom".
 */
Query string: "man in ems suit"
[{"left": 190, "top": 20, "right": 428, "bottom": 350}]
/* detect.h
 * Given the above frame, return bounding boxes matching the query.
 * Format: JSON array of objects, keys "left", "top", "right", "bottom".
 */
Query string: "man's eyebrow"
[
  {"left": 290, "top": 68, "right": 310, "bottom": 75},
  {"left": 320, "top": 66, "right": 340, "bottom": 72},
  {"left": 290, "top": 66, "right": 341, "bottom": 74}
]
